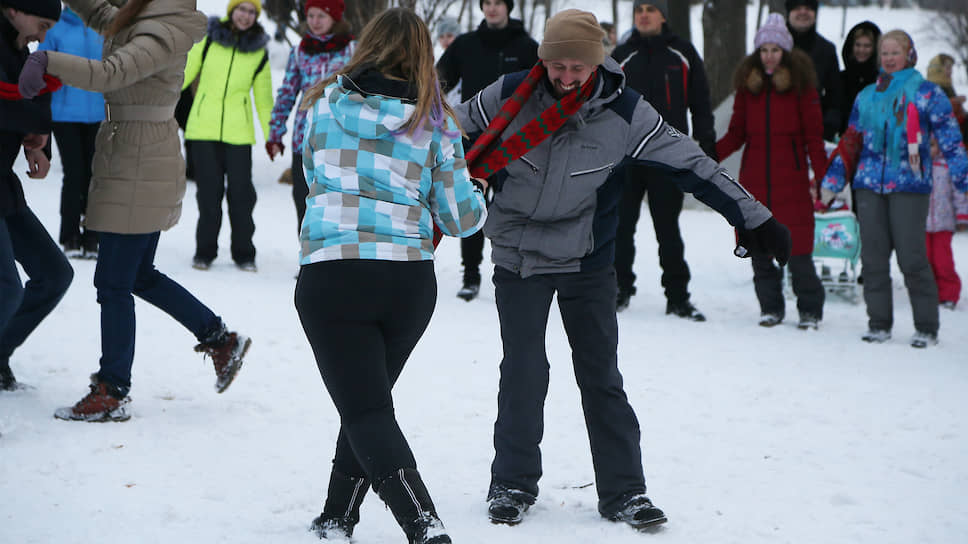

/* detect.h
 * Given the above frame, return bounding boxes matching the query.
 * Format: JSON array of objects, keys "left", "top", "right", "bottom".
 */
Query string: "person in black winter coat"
[
  {"left": 1, "top": 0, "right": 73, "bottom": 391},
  {"left": 786, "top": 0, "right": 844, "bottom": 142},
  {"left": 436, "top": 0, "right": 537, "bottom": 301},
  {"left": 610, "top": 0, "right": 714, "bottom": 320},
  {"left": 839, "top": 21, "right": 881, "bottom": 136}
]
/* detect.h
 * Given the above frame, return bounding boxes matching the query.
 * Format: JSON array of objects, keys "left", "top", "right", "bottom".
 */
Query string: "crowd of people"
[{"left": 1, "top": 0, "right": 966, "bottom": 542}]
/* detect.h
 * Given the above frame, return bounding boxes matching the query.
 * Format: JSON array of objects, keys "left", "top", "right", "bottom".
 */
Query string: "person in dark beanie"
[
  {"left": 785, "top": 0, "right": 844, "bottom": 141},
  {"left": 436, "top": 0, "right": 537, "bottom": 301},
  {"left": 611, "top": 0, "right": 715, "bottom": 319},
  {"left": 455, "top": 8, "right": 791, "bottom": 530},
  {"left": 1, "top": 0, "right": 74, "bottom": 391}
]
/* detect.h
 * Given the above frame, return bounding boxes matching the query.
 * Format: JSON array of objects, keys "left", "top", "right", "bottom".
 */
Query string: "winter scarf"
[
  {"left": 862, "top": 68, "right": 925, "bottom": 170},
  {"left": 0, "top": 74, "right": 61, "bottom": 100},
  {"left": 300, "top": 33, "right": 353, "bottom": 55},
  {"left": 465, "top": 62, "right": 598, "bottom": 178}
]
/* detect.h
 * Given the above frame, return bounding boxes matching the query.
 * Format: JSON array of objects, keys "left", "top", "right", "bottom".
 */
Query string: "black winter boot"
[
  {"left": 0, "top": 358, "right": 19, "bottom": 391},
  {"left": 310, "top": 470, "right": 370, "bottom": 540},
  {"left": 376, "top": 468, "right": 451, "bottom": 544}
]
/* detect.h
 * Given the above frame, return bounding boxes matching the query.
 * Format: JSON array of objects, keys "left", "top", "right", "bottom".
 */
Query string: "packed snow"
[{"left": 1, "top": 2, "right": 966, "bottom": 543}]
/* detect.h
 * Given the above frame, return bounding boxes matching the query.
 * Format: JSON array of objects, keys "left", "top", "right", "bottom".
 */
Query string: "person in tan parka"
[{"left": 17, "top": 0, "right": 254, "bottom": 422}]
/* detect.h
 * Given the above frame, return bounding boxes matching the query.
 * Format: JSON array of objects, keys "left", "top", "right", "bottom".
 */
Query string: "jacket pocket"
[
  {"left": 569, "top": 162, "right": 614, "bottom": 177},
  {"left": 791, "top": 140, "right": 801, "bottom": 171},
  {"left": 520, "top": 156, "right": 541, "bottom": 173}
]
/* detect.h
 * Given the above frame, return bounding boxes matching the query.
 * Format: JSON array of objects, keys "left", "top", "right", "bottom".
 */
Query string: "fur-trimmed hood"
[
  {"left": 207, "top": 16, "right": 269, "bottom": 52},
  {"left": 734, "top": 48, "right": 817, "bottom": 95}
]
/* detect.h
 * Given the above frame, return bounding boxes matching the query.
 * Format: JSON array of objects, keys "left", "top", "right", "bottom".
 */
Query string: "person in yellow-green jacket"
[{"left": 183, "top": 0, "right": 272, "bottom": 272}]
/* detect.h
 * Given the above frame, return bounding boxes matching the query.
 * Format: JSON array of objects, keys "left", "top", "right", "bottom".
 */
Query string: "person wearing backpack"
[{"left": 183, "top": 0, "right": 273, "bottom": 272}]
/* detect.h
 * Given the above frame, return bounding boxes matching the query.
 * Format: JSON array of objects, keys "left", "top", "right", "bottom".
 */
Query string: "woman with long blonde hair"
[{"left": 294, "top": 8, "right": 486, "bottom": 544}]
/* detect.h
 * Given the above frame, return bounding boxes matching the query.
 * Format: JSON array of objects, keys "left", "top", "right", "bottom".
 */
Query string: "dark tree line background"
[{"left": 267, "top": 0, "right": 968, "bottom": 109}]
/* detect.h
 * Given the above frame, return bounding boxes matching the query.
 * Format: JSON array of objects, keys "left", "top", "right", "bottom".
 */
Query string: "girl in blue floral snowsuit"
[
  {"left": 821, "top": 30, "right": 968, "bottom": 347},
  {"left": 265, "top": 0, "right": 354, "bottom": 232}
]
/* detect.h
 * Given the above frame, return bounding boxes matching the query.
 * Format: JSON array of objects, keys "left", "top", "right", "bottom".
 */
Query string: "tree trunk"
[
  {"left": 767, "top": 0, "right": 786, "bottom": 14},
  {"left": 344, "top": 0, "right": 389, "bottom": 34},
  {"left": 612, "top": 0, "right": 619, "bottom": 31},
  {"left": 666, "top": 0, "right": 690, "bottom": 43},
  {"left": 703, "top": 0, "right": 746, "bottom": 109}
]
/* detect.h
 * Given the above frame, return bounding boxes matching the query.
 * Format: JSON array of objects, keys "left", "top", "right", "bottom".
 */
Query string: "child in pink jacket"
[{"left": 927, "top": 137, "right": 963, "bottom": 309}]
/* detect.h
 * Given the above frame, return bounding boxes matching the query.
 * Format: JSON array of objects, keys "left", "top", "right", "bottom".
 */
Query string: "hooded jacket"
[
  {"left": 182, "top": 16, "right": 272, "bottom": 145},
  {"left": 268, "top": 32, "right": 355, "bottom": 153},
  {"left": 37, "top": 8, "right": 105, "bottom": 124},
  {"left": 44, "top": 0, "right": 207, "bottom": 234},
  {"left": 456, "top": 58, "right": 773, "bottom": 278},
  {"left": 299, "top": 68, "right": 487, "bottom": 264},
  {"left": 823, "top": 68, "right": 968, "bottom": 197},
  {"left": 436, "top": 18, "right": 538, "bottom": 103},
  {"left": 716, "top": 50, "right": 827, "bottom": 256},
  {"left": 839, "top": 21, "right": 881, "bottom": 135},
  {"left": 1, "top": 14, "right": 53, "bottom": 218},
  {"left": 611, "top": 24, "right": 716, "bottom": 158}
]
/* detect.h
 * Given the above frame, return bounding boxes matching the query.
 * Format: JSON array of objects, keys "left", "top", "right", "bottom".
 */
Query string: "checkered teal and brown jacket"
[{"left": 299, "top": 75, "right": 487, "bottom": 264}]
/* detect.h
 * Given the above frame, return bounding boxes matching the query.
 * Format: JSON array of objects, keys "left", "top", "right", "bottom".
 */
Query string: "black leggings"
[{"left": 294, "top": 259, "right": 437, "bottom": 482}]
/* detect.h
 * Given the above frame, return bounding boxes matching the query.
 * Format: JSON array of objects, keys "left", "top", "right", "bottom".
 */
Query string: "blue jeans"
[
  {"left": 0, "top": 207, "right": 74, "bottom": 361},
  {"left": 94, "top": 232, "right": 221, "bottom": 394}
]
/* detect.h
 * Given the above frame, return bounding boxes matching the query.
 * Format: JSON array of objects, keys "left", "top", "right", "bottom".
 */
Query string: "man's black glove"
[{"left": 734, "top": 217, "right": 792, "bottom": 266}]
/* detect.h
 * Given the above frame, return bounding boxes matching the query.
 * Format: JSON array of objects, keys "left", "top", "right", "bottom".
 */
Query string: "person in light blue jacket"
[
  {"left": 293, "top": 9, "right": 484, "bottom": 544},
  {"left": 37, "top": 6, "right": 103, "bottom": 259},
  {"left": 821, "top": 30, "right": 968, "bottom": 348}
]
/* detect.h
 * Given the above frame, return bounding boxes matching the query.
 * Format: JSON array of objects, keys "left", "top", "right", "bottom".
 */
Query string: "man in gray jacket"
[{"left": 455, "top": 9, "right": 791, "bottom": 530}]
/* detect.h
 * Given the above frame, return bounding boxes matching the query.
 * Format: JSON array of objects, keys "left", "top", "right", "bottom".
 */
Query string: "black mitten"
[{"left": 734, "top": 217, "right": 792, "bottom": 266}]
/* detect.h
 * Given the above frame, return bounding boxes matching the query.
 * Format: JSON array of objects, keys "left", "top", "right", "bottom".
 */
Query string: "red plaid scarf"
[
  {"left": 433, "top": 63, "right": 597, "bottom": 247},
  {"left": 465, "top": 62, "right": 598, "bottom": 178}
]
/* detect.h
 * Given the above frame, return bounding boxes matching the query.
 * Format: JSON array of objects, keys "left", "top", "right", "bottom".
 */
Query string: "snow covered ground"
[{"left": 2, "top": 2, "right": 966, "bottom": 543}]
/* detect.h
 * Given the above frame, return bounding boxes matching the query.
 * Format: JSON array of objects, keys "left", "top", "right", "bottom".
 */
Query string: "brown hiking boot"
[
  {"left": 194, "top": 331, "right": 251, "bottom": 393},
  {"left": 54, "top": 379, "right": 131, "bottom": 422}
]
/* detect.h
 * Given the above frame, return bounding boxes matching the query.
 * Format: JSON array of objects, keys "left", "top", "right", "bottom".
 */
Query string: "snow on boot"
[
  {"left": 910, "top": 330, "right": 938, "bottom": 349},
  {"left": 796, "top": 313, "right": 820, "bottom": 330},
  {"left": 54, "top": 377, "right": 131, "bottom": 422},
  {"left": 310, "top": 470, "right": 370, "bottom": 540},
  {"left": 376, "top": 468, "right": 451, "bottom": 544},
  {"left": 194, "top": 326, "right": 251, "bottom": 393},
  {"left": 456, "top": 282, "right": 479, "bottom": 301},
  {"left": 604, "top": 494, "right": 667, "bottom": 530},
  {"left": 486, "top": 484, "right": 535, "bottom": 525},
  {"left": 758, "top": 313, "right": 783, "bottom": 327},
  {"left": 861, "top": 329, "right": 891, "bottom": 343}
]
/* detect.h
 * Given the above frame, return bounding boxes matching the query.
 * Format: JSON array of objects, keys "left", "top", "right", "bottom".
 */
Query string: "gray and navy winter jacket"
[
  {"left": 299, "top": 69, "right": 487, "bottom": 264},
  {"left": 456, "top": 57, "right": 772, "bottom": 278}
]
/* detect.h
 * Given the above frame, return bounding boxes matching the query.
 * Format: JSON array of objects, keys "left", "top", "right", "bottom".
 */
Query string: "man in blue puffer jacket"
[{"left": 38, "top": 7, "right": 103, "bottom": 258}]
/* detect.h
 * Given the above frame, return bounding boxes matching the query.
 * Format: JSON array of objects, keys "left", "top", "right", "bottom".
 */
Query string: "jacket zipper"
[
  {"left": 665, "top": 72, "right": 672, "bottom": 110},
  {"left": 880, "top": 120, "right": 888, "bottom": 191},
  {"left": 219, "top": 42, "right": 238, "bottom": 142},
  {"left": 520, "top": 156, "right": 540, "bottom": 173},
  {"left": 765, "top": 89, "right": 772, "bottom": 209},
  {"left": 569, "top": 162, "right": 614, "bottom": 177}
]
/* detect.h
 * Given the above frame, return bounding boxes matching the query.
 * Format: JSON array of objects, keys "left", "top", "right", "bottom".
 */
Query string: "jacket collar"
[
  {"left": 342, "top": 65, "right": 417, "bottom": 104},
  {"left": 206, "top": 16, "right": 269, "bottom": 52}
]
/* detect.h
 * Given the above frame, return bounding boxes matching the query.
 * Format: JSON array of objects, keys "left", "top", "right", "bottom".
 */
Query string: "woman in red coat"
[{"left": 717, "top": 13, "right": 827, "bottom": 329}]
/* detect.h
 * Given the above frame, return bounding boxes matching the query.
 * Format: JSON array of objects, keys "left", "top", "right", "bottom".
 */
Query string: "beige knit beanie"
[{"left": 538, "top": 9, "right": 606, "bottom": 67}]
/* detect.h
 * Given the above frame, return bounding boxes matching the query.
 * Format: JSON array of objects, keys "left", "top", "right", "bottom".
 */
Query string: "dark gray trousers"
[
  {"left": 855, "top": 189, "right": 938, "bottom": 334},
  {"left": 751, "top": 253, "right": 824, "bottom": 318},
  {"left": 490, "top": 265, "right": 646, "bottom": 516}
]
